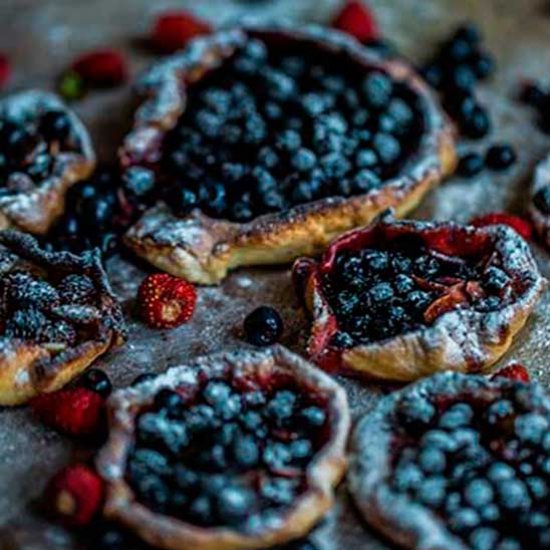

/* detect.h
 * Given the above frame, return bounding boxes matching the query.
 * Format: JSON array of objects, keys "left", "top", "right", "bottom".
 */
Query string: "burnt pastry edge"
[
  {"left": 0, "top": 230, "right": 126, "bottom": 405},
  {"left": 96, "top": 345, "right": 350, "bottom": 550},
  {"left": 0, "top": 90, "right": 96, "bottom": 235},
  {"left": 121, "top": 22, "right": 457, "bottom": 285},
  {"left": 348, "top": 372, "right": 540, "bottom": 550},
  {"left": 293, "top": 214, "right": 547, "bottom": 382}
]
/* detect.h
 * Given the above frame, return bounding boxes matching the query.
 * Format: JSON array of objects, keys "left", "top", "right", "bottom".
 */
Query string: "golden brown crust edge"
[
  {"left": 0, "top": 90, "right": 96, "bottom": 235},
  {"left": 97, "top": 346, "right": 350, "bottom": 550},
  {"left": 0, "top": 231, "right": 126, "bottom": 406},
  {"left": 122, "top": 22, "right": 457, "bottom": 285}
]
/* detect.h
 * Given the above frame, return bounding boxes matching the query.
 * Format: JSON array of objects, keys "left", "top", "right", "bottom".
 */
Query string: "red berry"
[
  {"left": 71, "top": 49, "right": 127, "bottom": 87},
  {"left": 0, "top": 54, "right": 10, "bottom": 88},
  {"left": 46, "top": 465, "right": 104, "bottom": 527},
  {"left": 150, "top": 11, "right": 212, "bottom": 53},
  {"left": 138, "top": 273, "right": 197, "bottom": 329},
  {"left": 491, "top": 363, "right": 530, "bottom": 382},
  {"left": 31, "top": 387, "right": 105, "bottom": 437},
  {"left": 331, "top": 0, "right": 379, "bottom": 43},
  {"left": 470, "top": 212, "right": 533, "bottom": 241}
]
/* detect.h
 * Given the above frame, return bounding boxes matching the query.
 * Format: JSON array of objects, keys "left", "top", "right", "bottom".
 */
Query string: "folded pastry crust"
[
  {"left": 0, "top": 231, "right": 126, "bottom": 405},
  {"left": 0, "top": 90, "right": 96, "bottom": 234},
  {"left": 122, "top": 22, "right": 456, "bottom": 285},
  {"left": 97, "top": 346, "right": 350, "bottom": 550}
]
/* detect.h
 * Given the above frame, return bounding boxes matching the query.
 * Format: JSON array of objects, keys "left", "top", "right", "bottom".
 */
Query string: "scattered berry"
[
  {"left": 31, "top": 387, "right": 105, "bottom": 437},
  {"left": 331, "top": 0, "right": 379, "bottom": 43},
  {"left": 243, "top": 306, "right": 283, "bottom": 346},
  {"left": 138, "top": 273, "right": 197, "bottom": 329},
  {"left": 491, "top": 363, "right": 530, "bottom": 382},
  {"left": 519, "top": 81, "right": 546, "bottom": 108},
  {"left": 46, "top": 465, "right": 104, "bottom": 527},
  {"left": 150, "top": 11, "right": 212, "bottom": 53},
  {"left": 485, "top": 143, "right": 517, "bottom": 171},
  {"left": 71, "top": 49, "right": 127, "bottom": 87},
  {"left": 470, "top": 212, "right": 533, "bottom": 241},
  {"left": 457, "top": 152, "right": 484, "bottom": 178},
  {"left": 77, "top": 368, "right": 112, "bottom": 399}
]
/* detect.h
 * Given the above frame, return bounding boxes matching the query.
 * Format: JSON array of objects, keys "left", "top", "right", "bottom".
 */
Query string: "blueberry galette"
[
  {"left": 97, "top": 346, "right": 349, "bottom": 550},
  {"left": 349, "top": 372, "right": 550, "bottom": 550},
  {"left": 293, "top": 214, "right": 545, "bottom": 381},
  {"left": 0, "top": 90, "right": 95, "bottom": 234},
  {"left": 122, "top": 21, "right": 455, "bottom": 284},
  {"left": 0, "top": 231, "right": 125, "bottom": 405}
]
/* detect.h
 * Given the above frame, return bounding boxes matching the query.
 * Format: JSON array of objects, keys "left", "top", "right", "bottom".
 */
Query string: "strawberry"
[
  {"left": 470, "top": 212, "right": 533, "bottom": 241},
  {"left": 0, "top": 54, "right": 10, "bottom": 89},
  {"left": 150, "top": 11, "right": 212, "bottom": 53},
  {"left": 46, "top": 465, "right": 104, "bottom": 527},
  {"left": 138, "top": 273, "right": 197, "bottom": 329},
  {"left": 331, "top": 1, "right": 379, "bottom": 43},
  {"left": 71, "top": 49, "right": 127, "bottom": 87},
  {"left": 31, "top": 387, "right": 105, "bottom": 437},
  {"left": 491, "top": 363, "right": 530, "bottom": 382}
]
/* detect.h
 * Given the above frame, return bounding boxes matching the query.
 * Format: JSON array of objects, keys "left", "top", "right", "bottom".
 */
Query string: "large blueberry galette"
[
  {"left": 97, "top": 346, "right": 349, "bottom": 550},
  {"left": 122, "top": 22, "right": 455, "bottom": 284},
  {"left": 293, "top": 214, "right": 545, "bottom": 381},
  {"left": 0, "top": 230, "right": 125, "bottom": 405},
  {"left": 0, "top": 90, "right": 95, "bottom": 234},
  {"left": 349, "top": 372, "right": 550, "bottom": 550}
]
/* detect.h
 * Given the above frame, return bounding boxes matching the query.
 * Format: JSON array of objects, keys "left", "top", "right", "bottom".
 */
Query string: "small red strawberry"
[
  {"left": 71, "top": 49, "right": 127, "bottom": 87},
  {"left": 470, "top": 212, "right": 533, "bottom": 241},
  {"left": 150, "top": 11, "right": 212, "bottom": 53},
  {"left": 0, "top": 54, "right": 10, "bottom": 88},
  {"left": 31, "top": 387, "right": 105, "bottom": 437},
  {"left": 138, "top": 273, "right": 197, "bottom": 329},
  {"left": 331, "top": 1, "right": 379, "bottom": 43},
  {"left": 46, "top": 465, "right": 104, "bottom": 527},
  {"left": 491, "top": 363, "right": 530, "bottom": 382}
]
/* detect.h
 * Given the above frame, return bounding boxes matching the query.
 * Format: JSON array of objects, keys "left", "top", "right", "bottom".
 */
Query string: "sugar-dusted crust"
[
  {"left": 122, "top": 22, "right": 457, "bottom": 285},
  {"left": 529, "top": 153, "right": 550, "bottom": 245},
  {"left": 0, "top": 231, "right": 126, "bottom": 405},
  {"left": 293, "top": 213, "right": 547, "bottom": 382},
  {"left": 96, "top": 345, "right": 350, "bottom": 550},
  {"left": 348, "top": 372, "right": 549, "bottom": 550},
  {"left": 0, "top": 90, "right": 96, "bottom": 235}
]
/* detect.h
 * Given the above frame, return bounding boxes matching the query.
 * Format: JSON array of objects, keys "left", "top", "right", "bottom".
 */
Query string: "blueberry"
[
  {"left": 362, "top": 72, "right": 393, "bottom": 108},
  {"left": 520, "top": 82, "right": 546, "bottom": 108},
  {"left": 232, "top": 434, "right": 260, "bottom": 468},
  {"left": 257, "top": 147, "right": 279, "bottom": 169},
  {"left": 319, "top": 113, "right": 348, "bottom": 134},
  {"left": 78, "top": 368, "right": 112, "bottom": 398},
  {"left": 356, "top": 149, "right": 378, "bottom": 168},
  {"left": 414, "top": 255, "right": 440, "bottom": 278},
  {"left": 261, "top": 477, "right": 296, "bottom": 505},
  {"left": 495, "top": 478, "right": 531, "bottom": 510},
  {"left": 216, "top": 486, "right": 254, "bottom": 525},
  {"left": 483, "top": 266, "right": 510, "bottom": 294},
  {"left": 353, "top": 169, "right": 380, "bottom": 193},
  {"left": 173, "top": 465, "right": 199, "bottom": 490},
  {"left": 393, "top": 462, "right": 424, "bottom": 492},
  {"left": 123, "top": 167, "right": 155, "bottom": 197},
  {"left": 485, "top": 399, "right": 514, "bottom": 426},
  {"left": 485, "top": 144, "right": 517, "bottom": 171},
  {"left": 423, "top": 64, "right": 443, "bottom": 88},
  {"left": 514, "top": 413, "right": 549, "bottom": 445},
  {"left": 469, "top": 527, "right": 499, "bottom": 550},
  {"left": 457, "top": 152, "right": 484, "bottom": 178},
  {"left": 128, "top": 449, "right": 170, "bottom": 480},
  {"left": 449, "top": 507, "right": 480, "bottom": 534},
  {"left": 299, "top": 406, "right": 326, "bottom": 429},
  {"left": 362, "top": 249, "right": 390, "bottom": 273},
  {"left": 406, "top": 290, "right": 433, "bottom": 313},
  {"left": 369, "top": 282, "right": 394, "bottom": 303},
  {"left": 416, "top": 476, "right": 447, "bottom": 507},
  {"left": 438, "top": 403, "right": 474, "bottom": 429},
  {"left": 448, "top": 64, "right": 477, "bottom": 91},
  {"left": 472, "top": 52, "right": 495, "bottom": 80},
  {"left": 302, "top": 93, "right": 332, "bottom": 116},
  {"left": 188, "top": 495, "right": 214, "bottom": 525},
  {"left": 320, "top": 153, "right": 351, "bottom": 178},
  {"left": 231, "top": 200, "right": 254, "bottom": 222},
  {"left": 185, "top": 404, "right": 218, "bottom": 433},
  {"left": 460, "top": 105, "right": 491, "bottom": 139},
  {"left": 464, "top": 478, "right": 494, "bottom": 508},
  {"left": 263, "top": 442, "right": 292, "bottom": 470},
  {"left": 487, "top": 461, "right": 515, "bottom": 482},
  {"left": 243, "top": 306, "right": 283, "bottom": 346},
  {"left": 418, "top": 447, "right": 446, "bottom": 474},
  {"left": 397, "top": 394, "right": 436, "bottom": 428},
  {"left": 373, "top": 133, "right": 401, "bottom": 164},
  {"left": 277, "top": 129, "right": 301, "bottom": 152},
  {"left": 154, "top": 389, "right": 184, "bottom": 414},
  {"left": 394, "top": 274, "right": 415, "bottom": 295},
  {"left": 266, "top": 390, "right": 296, "bottom": 425}
]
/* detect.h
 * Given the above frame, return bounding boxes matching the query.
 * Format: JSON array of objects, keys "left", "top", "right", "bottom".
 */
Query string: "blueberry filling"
[
  {"left": 0, "top": 109, "right": 78, "bottom": 193},
  {"left": 323, "top": 237, "right": 516, "bottom": 346},
  {"left": 391, "top": 384, "right": 550, "bottom": 549},
  {"left": 150, "top": 36, "right": 424, "bottom": 222},
  {"left": 126, "top": 376, "right": 328, "bottom": 530}
]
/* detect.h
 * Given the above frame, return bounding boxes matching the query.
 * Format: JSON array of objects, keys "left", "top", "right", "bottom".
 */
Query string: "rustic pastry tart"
[
  {"left": 349, "top": 372, "right": 550, "bottom": 550},
  {"left": 293, "top": 214, "right": 546, "bottom": 381},
  {"left": 0, "top": 230, "right": 125, "bottom": 405},
  {"left": 97, "top": 346, "right": 349, "bottom": 550},
  {"left": 0, "top": 90, "right": 95, "bottom": 234},
  {"left": 122, "top": 21, "right": 456, "bottom": 284}
]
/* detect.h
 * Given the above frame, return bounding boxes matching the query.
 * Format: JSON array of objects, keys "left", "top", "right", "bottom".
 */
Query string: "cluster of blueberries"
[
  {"left": 127, "top": 378, "right": 327, "bottom": 530},
  {"left": 393, "top": 385, "right": 550, "bottom": 549},
  {"left": 324, "top": 240, "right": 512, "bottom": 346},
  {"left": 0, "top": 109, "right": 77, "bottom": 192},
  {"left": 159, "top": 37, "right": 423, "bottom": 222}
]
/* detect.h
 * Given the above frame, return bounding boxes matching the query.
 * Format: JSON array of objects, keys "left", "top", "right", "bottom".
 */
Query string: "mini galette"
[
  {"left": 122, "top": 21, "right": 456, "bottom": 284},
  {"left": 0, "top": 230, "right": 125, "bottom": 405},
  {"left": 293, "top": 214, "right": 546, "bottom": 381},
  {"left": 349, "top": 372, "right": 550, "bottom": 550},
  {"left": 97, "top": 346, "right": 349, "bottom": 550},
  {"left": 0, "top": 90, "right": 95, "bottom": 234}
]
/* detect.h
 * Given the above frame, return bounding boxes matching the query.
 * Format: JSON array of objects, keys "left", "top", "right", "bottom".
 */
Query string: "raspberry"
[
  {"left": 150, "top": 11, "right": 212, "bottom": 53},
  {"left": 331, "top": 1, "right": 379, "bottom": 43},
  {"left": 0, "top": 53, "right": 10, "bottom": 88},
  {"left": 46, "top": 465, "right": 104, "bottom": 527},
  {"left": 138, "top": 273, "right": 197, "bottom": 329},
  {"left": 71, "top": 49, "right": 127, "bottom": 87},
  {"left": 470, "top": 213, "right": 533, "bottom": 241},
  {"left": 31, "top": 387, "right": 105, "bottom": 437},
  {"left": 491, "top": 363, "right": 530, "bottom": 382}
]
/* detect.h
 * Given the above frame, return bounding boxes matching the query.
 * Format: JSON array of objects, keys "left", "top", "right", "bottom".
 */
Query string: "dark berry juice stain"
[
  {"left": 391, "top": 385, "right": 550, "bottom": 549},
  {"left": 126, "top": 377, "right": 328, "bottom": 530},
  {"left": 0, "top": 109, "right": 78, "bottom": 193},
  {"left": 322, "top": 236, "right": 516, "bottom": 346},
  {"left": 156, "top": 36, "right": 424, "bottom": 222}
]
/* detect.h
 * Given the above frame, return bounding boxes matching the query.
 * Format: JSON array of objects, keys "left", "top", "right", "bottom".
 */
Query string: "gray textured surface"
[{"left": 1, "top": 0, "right": 550, "bottom": 549}]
